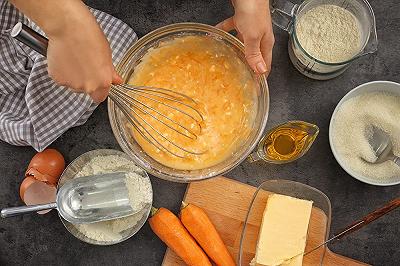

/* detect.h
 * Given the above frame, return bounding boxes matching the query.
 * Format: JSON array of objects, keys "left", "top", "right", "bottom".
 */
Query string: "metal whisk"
[
  {"left": 109, "top": 85, "right": 204, "bottom": 157},
  {"left": 12, "top": 22, "right": 205, "bottom": 157}
]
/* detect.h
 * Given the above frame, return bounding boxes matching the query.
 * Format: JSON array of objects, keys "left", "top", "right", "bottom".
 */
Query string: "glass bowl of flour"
[
  {"left": 57, "top": 149, "right": 153, "bottom": 245},
  {"left": 329, "top": 81, "right": 400, "bottom": 186}
]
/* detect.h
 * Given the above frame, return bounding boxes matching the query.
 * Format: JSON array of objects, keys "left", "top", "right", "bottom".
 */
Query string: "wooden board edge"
[
  {"left": 163, "top": 176, "right": 370, "bottom": 266},
  {"left": 186, "top": 176, "right": 255, "bottom": 193}
]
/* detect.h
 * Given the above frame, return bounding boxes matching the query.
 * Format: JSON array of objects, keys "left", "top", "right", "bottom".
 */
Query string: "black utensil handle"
[
  {"left": 11, "top": 22, "right": 49, "bottom": 56},
  {"left": 335, "top": 197, "right": 400, "bottom": 240}
]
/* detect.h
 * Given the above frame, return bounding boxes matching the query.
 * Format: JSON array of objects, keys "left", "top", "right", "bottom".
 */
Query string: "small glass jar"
[{"left": 249, "top": 121, "right": 319, "bottom": 164}]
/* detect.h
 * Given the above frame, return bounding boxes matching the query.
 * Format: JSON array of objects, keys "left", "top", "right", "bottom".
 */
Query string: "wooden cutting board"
[{"left": 162, "top": 176, "right": 369, "bottom": 266}]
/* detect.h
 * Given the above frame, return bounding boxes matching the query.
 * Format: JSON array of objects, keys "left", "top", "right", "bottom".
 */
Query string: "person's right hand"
[
  {"left": 216, "top": 0, "right": 274, "bottom": 76},
  {"left": 45, "top": 2, "right": 121, "bottom": 103}
]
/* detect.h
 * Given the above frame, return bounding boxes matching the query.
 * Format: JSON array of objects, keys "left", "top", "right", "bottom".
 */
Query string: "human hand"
[
  {"left": 216, "top": 0, "right": 274, "bottom": 75},
  {"left": 46, "top": 4, "right": 121, "bottom": 103},
  {"left": 10, "top": 0, "right": 121, "bottom": 103}
]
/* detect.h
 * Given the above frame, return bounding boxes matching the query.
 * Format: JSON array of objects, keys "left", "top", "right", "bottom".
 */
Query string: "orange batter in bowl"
[{"left": 128, "top": 35, "right": 257, "bottom": 170}]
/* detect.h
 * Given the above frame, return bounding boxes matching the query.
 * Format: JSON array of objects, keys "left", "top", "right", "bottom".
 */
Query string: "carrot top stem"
[
  {"left": 150, "top": 206, "right": 159, "bottom": 217},
  {"left": 181, "top": 201, "right": 189, "bottom": 209}
]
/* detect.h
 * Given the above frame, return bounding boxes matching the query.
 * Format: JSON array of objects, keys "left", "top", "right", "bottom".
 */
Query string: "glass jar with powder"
[{"left": 270, "top": 0, "right": 378, "bottom": 79}]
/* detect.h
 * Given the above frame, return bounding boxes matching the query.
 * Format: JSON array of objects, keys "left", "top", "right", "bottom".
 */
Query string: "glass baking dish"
[
  {"left": 108, "top": 23, "right": 269, "bottom": 183},
  {"left": 239, "top": 180, "right": 331, "bottom": 265}
]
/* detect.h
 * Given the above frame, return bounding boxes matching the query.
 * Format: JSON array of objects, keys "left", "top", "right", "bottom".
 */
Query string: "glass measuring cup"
[{"left": 271, "top": 0, "right": 378, "bottom": 80}]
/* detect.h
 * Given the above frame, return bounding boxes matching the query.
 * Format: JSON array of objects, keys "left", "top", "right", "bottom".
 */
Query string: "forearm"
[
  {"left": 9, "top": 0, "right": 93, "bottom": 37},
  {"left": 232, "top": 0, "right": 270, "bottom": 16},
  {"left": 232, "top": 0, "right": 270, "bottom": 10}
]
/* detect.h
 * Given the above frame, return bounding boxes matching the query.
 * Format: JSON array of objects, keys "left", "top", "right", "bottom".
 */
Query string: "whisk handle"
[{"left": 11, "top": 22, "right": 48, "bottom": 56}]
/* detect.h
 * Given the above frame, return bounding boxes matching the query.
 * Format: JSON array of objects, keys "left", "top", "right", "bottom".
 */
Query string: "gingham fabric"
[{"left": 0, "top": 0, "right": 137, "bottom": 151}]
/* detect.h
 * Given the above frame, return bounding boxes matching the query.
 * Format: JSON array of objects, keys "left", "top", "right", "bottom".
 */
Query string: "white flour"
[
  {"left": 74, "top": 155, "right": 152, "bottom": 242},
  {"left": 126, "top": 172, "right": 148, "bottom": 212},
  {"left": 296, "top": 4, "right": 361, "bottom": 63},
  {"left": 331, "top": 92, "right": 400, "bottom": 180}
]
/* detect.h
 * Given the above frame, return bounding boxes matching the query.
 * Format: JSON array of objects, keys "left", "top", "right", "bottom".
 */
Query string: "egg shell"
[
  {"left": 19, "top": 176, "right": 37, "bottom": 201},
  {"left": 20, "top": 176, "right": 57, "bottom": 215},
  {"left": 25, "top": 149, "right": 65, "bottom": 185},
  {"left": 25, "top": 168, "right": 57, "bottom": 185}
]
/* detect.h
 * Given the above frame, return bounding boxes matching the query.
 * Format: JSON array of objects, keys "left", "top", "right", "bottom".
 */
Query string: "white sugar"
[{"left": 331, "top": 92, "right": 400, "bottom": 180}]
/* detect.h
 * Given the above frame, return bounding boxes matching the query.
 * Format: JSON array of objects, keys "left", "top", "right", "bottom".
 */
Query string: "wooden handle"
[{"left": 335, "top": 198, "right": 400, "bottom": 240}]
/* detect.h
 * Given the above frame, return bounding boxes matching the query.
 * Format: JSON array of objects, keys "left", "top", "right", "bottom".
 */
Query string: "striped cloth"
[{"left": 0, "top": 0, "right": 137, "bottom": 151}]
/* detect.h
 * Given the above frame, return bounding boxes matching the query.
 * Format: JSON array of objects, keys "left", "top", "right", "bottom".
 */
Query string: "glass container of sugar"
[{"left": 270, "top": 0, "right": 378, "bottom": 80}]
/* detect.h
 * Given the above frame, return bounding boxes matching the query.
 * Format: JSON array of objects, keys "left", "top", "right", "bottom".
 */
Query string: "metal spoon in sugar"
[{"left": 366, "top": 125, "right": 400, "bottom": 167}]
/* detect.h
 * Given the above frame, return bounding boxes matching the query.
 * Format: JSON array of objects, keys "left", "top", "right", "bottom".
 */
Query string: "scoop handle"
[
  {"left": 1, "top": 202, "right": 57, "bottom": 218},
  {"left": 11, "top": 22, "right": 48, "bottom": 56}
]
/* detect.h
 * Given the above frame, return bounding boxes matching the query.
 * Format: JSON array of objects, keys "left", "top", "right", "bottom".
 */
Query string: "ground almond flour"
[
  {"left": 74, "top": 155, "right": 152, "bottom": 242},
  {"left": 331, "top": 92, "right": 400, "bottom": 181},
  {"left": 296, "top": 4, "right": 361, "bottom": 63}
]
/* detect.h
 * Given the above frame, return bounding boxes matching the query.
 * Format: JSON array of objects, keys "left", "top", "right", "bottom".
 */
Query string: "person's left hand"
[{"left": 216, "top": 0, "right": 274, "bottom": 76}]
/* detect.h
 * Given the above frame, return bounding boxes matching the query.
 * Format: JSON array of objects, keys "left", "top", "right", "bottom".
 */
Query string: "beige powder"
[
  {"left": 74, "top": 155, "right": 152, "bottom": 242},
  {"left": 296, "top": 4, "right": 361, "bottom": 63}
]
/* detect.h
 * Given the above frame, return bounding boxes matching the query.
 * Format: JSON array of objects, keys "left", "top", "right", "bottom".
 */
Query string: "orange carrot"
[
  {"left": 149, "top": 207, "right": 211, "bottom": 266},
  {"left": 180, "top": 203, "right": 236, "bottom": 266}
]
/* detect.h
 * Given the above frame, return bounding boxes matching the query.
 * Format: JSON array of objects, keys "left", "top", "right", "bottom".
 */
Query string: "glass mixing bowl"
[{"left": 108, "top": 23, "right": 269, "bottom": 182}]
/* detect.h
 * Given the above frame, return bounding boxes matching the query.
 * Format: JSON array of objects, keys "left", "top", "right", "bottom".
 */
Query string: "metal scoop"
[
  {"left": 1, "top": 172, "right": 138, "bottom": 224},
  {"left": 365, "top": 125, "right": 400, "bottom": 167}
]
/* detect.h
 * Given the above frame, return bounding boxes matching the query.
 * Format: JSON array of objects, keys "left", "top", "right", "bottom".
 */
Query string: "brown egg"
[{"left": 25, "top": 149, "right": 65, "bottom": 186}]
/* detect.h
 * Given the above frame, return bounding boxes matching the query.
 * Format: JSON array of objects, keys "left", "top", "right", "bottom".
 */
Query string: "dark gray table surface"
[{"left": 0, "top": 0, "right": 399, "bottom": 265}]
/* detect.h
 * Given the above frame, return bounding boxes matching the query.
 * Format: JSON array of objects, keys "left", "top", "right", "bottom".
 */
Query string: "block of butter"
[{"left": 254, "top": 194, "right": 313, "bottom": 266}]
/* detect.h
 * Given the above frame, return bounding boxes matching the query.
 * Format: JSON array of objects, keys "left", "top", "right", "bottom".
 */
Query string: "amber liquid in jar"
[
  {"left": 250, "top": 121, "right": 319, "bottom": 164},
  {"left": 264, "top": 127, "right": 310, "bottom": 161}
]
